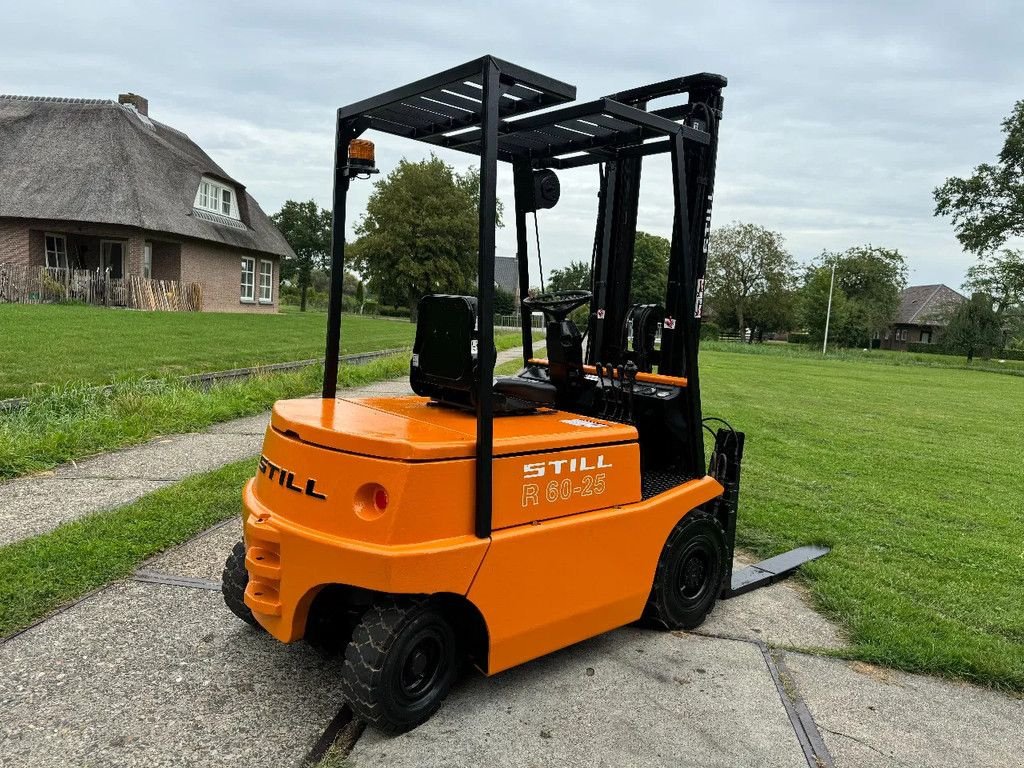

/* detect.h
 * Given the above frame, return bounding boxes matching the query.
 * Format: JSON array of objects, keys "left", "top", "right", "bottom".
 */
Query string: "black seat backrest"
[{"left": 410, "top": 294, "right": 478, "bottom": 408}]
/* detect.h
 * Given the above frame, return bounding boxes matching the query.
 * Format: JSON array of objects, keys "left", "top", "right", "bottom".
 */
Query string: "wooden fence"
[{"left": 0, "top": 264, "right": 202, "bottom": 311}]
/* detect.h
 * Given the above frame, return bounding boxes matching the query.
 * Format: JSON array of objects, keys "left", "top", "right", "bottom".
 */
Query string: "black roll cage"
[{"left": 324, "top": 55, "right": 725, "bottom": 540}]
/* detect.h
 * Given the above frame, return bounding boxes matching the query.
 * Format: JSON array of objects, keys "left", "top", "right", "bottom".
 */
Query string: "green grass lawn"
[
  {"left": 0, "top": 304, "right": 418, "bottom": 398},
  {"left": 701, "top": 347, "right": 1024, "bottom": 690},
  {"left": 0, "top": 459, "right": 254, "bottom": 636}
]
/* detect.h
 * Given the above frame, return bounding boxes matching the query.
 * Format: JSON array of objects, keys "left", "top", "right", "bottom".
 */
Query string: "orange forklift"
[{"left": 222, "top": 56, "right": 827, "bottom": 732}]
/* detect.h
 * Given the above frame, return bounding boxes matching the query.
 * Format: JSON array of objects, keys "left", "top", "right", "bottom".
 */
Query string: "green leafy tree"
[
  {"left": 934, "top": 101, "right": 1024, "bottom": 255},
  {"left": 351, "top": 156, "right": 500, "bottom": 321},
  {"left": 944, "top": 293, "right": 1004, "bottom": 362},
  {"left": 800, "top": 246, "right": 906, "bottom": 347},
  {"left": 798, "top": 265, "right": 850, "bottom": 345},
  {"left": 271, "top": 200, "right": 332, "bottom": 312},
  {"left": 547, "top": 260, "right": 592, "bottom": 292},
  {"left": 631, "top": 231, "right": 670, "bottom": 305},
  {"left": 705, "top": 222, "right": 796, "bottom": 336},
  {"left": 964, "top": 249, "right": 1024, "bottom": 317},
  {"left": 494, "top": 286, "right": 516, "bottom": 315}
]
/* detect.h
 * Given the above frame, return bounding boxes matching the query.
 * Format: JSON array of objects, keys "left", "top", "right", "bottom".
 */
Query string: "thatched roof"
[
  {"left": 0, "top": 95, "right": 292, "bottom": 258},
  {"left": 895, "top": 284, "right": 966, "bottom": 326}
]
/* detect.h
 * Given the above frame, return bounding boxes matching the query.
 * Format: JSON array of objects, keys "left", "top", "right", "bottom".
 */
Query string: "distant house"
[
  {"left": 881, "top": 284, "right": 966, "bottom": 350},
  {"left": 0, "top": 92, "right": 293, "bottom": 312},
  {"left": 494, "top": 255, "right": 521, "bottom": 305}
]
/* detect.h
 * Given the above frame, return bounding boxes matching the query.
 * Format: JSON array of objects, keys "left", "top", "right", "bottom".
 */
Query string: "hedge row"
[{"left": 906, "top": 342, "right": 1024, "bottom": 360}]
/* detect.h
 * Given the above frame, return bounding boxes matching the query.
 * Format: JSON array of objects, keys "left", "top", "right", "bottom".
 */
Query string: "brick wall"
[
  {"left": 2, "top": 217, "right": 280, "bottom": 313},
  {"left": 179, "top": 240, "right": 279, "bottom": 313},
  {"left": 151, "top": 241, "right": 181, "bottom": 281},
  {"left": 0, "top": 220, "right": 30, "bottom": 266}
]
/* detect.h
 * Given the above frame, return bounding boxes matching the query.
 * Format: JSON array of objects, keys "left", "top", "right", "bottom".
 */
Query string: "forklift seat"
[{"left": 410, "top": 294, "right": 556, "bottom": 412}]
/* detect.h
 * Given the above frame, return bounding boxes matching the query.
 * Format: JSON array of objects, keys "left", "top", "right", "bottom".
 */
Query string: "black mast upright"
[{"left": 474, "top": 58, "right": 500, "bottom": 539}]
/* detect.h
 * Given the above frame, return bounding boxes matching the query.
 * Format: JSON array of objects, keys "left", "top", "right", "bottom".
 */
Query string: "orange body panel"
[
  {"left": 490, "top": 442, "right": 640, "bottom": 529},
  {"left": 243, "top": 480, "right": 489, "bottom": 642},
  {"left": 467, "top": 475, "right": 724, "bottom": 674},
  {"left": 272, "top": 396, "right": 637, "bottom": 460},
  {"left": 243, "top": 396, "right": 723, "bottom": 673}
]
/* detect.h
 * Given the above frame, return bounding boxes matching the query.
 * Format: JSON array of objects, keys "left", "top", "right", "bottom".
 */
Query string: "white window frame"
[
  {"left": 258, "top": 259, "right": 273, "bottom": 304},
  {"left": 44, "top": 233, "right": 69, "bottom": 270},
  {"left": 143, "top": 242, "right": 153, "bottom": 280},
  {"left": 194, "top": 177, "right": 240, "bottom": 219},
  {"left": 240, "top": 256, "right": 256, "bottom": 303}
]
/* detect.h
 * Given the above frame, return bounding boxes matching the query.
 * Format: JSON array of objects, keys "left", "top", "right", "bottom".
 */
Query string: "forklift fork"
[{"left": 709, "top": 428, "right": 829, "bottom": 599}]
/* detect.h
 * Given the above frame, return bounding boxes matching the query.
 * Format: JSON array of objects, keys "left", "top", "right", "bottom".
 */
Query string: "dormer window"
[{"left": 195, "top": 177, "right": 239, "bottom": 219}]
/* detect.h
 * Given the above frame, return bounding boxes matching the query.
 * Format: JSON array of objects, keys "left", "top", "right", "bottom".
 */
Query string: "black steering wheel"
[{"left": 522, "top": 289, "right": 593, "bottom": 322}]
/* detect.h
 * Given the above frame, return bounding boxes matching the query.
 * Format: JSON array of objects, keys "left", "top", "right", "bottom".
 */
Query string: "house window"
[
  {"left": 195, "top": 177, "right": 239, "bottom": 219},
  {"left": 896, "top": 329, "right": 908, "bottom": 342},
  {"left": 920, "top": 330, "right": 931, "bottom": 344},
  {"left": 259, "top": 259, "right": 273, "bottom": 303},
  {"left": 143, "top": 243, "right": 153, "bottom": 279},
  {"left": 240, "top": 256, "right": 255, "bottom": 302},
  {"left": 44, "top": 233, "right": 68, "bottom": 270}
]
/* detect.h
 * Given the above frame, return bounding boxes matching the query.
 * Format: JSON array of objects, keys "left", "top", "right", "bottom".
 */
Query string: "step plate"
[{"left": 724, "top": 545, "right": 830, "bottom": 598}]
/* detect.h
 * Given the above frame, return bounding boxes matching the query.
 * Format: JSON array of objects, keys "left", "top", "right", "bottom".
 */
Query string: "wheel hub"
[
  {"left": 679, "top": 551, "right": 709, "bottom": 599},
  {"left": 399, "top": 634, "right": 442, "bottom": 699}
]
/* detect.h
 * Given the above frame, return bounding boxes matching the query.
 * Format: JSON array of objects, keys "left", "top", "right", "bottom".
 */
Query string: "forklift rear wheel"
[
  {"left": 221, "top": 541, "right": 259, "bottom": 628},
  {"left": 644, "top": 512, "right": 726, "bottom": 630},
  {"left": 341, "top": 597, "right": 459, "bottom": 733}
]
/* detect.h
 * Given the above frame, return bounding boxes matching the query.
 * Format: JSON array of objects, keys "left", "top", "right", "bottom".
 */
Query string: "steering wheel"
[{"left": 522, "top": 289, "right": 593, "bottom": 322}]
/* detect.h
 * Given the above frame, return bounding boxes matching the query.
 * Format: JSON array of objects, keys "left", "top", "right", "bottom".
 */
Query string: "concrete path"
[
  {"left": 0, "top": 347, "right": 526, "bottom": 546},
  {"left": 3, "top": 518, "right": 1020, "bottom": 768}
]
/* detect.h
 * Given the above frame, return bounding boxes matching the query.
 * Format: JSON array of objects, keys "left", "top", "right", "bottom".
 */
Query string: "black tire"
[
  {"left": 222, "top": 541, "right": 259, "bottom": 628},
  {"left": 341, "top": 597, "right": 459, "bottom": 733},
  {"left": 643, "top": 511, "right": 727, "bottom": 630}
]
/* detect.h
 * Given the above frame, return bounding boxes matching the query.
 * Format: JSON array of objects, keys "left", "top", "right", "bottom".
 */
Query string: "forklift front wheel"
[
  {"left": 341, "top": 597, "right": 459, "bottom": 733},
  {"left": 643, "top": 512, "right": 726, "bottom": 630}
]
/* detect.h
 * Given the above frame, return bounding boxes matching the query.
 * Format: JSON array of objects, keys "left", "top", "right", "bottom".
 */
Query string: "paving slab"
[
  {"left": 0, "top": 580, "right": 345, "bottom": 768},
  {"left": 696, "top": 555, "right": 849, "bottom": 651},
  {"left": 0, "top": 477, "right": 172, "bottom": 546},
  {"left": 144, "top": 518, "right": 244, "bottom": 582},
  {"left": 56, "top": 433, "right": 264, "bottom": 481},
  {"left": 205, "top": 412, "right": 271, "bottom": 435},
  {"left": 785, "top": 652, "right": 1024, "bottom": 768},
  {"left": 349, "top": 628, "right": 806, "bottom": 768}
]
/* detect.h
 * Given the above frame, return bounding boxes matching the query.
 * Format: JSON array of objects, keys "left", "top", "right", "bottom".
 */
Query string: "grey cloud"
[{"left": 3, "top": 0, "right": 1022, "bottom": 289}]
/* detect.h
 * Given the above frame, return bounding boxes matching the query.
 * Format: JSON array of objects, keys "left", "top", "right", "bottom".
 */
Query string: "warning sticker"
[
  {"left": 596, "top": 309, "right": 606, "bottom": 319},
  {"left": 664, "top": 317, "right": 677, "bottom": 329},
  {"left": 560, "top": 418, "right": 606, "bottom": 429}
]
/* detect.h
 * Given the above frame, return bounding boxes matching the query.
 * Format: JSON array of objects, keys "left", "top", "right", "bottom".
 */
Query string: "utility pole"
[{"left": 822, "top": 260, "right": 836, "bottom": 355}]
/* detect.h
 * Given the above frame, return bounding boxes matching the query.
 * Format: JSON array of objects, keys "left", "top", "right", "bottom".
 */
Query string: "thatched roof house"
[{"left": 0, "top": 92, "right": 293, "bottom": 311}]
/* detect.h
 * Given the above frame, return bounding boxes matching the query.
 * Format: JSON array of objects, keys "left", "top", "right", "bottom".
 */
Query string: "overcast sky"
[{"left": 3, "top": 0, "right": 1021, "bottom": 290}]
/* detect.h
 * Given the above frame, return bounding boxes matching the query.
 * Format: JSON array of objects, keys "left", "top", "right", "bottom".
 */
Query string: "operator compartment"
[{"left": 259, "top": 396, "right": 641, "bottom": 537}]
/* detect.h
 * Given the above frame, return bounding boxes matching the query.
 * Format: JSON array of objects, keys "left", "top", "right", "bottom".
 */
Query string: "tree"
[
  {"left": 705, "top": 222, "right": 796, "bottom": 336},
  {"left": 271, "top": 200, "right": 332, "bottom": 311},
  {"left": 351, "top": 155, "right": 499, "bottom": 320},
  {"left": 798, "top": 265, "right": 850, "bottom": 345},
  {"left": 547, "top": 260, "right": 592, "bottom": 292},
  {"left": 799, "top": 245, "right": 907, "bottom": 347},
  {"left": 944, "top": 293, "right": 1004, "bottom": 362},
  {"left": 355, "top": 280, "right": 365, "bottom": 313},
  {"left": 934, "top": 100, "right": 1024, "bottom": 255},
  {"left": 494, "top": 286, "right": 515, "bottom": 315},
  {"left": 964, "top": 249, "right": 1024, "bottom": 317},
  {"left": 631, "top": 231, "right": 670, "bottom": 305}
]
